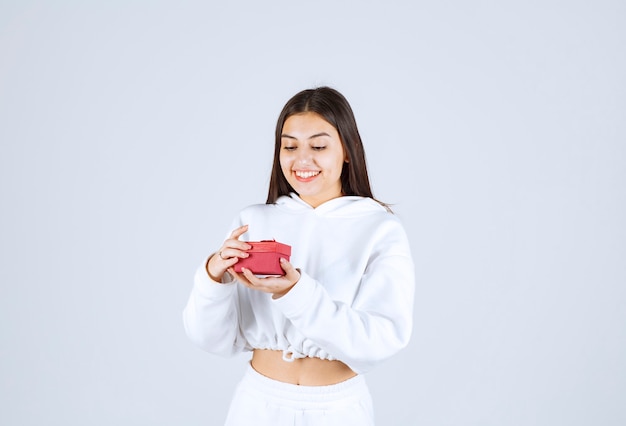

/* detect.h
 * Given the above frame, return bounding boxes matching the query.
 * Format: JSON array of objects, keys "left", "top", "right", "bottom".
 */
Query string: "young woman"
[{"left": 183, "top": 87, "right": 415, "bottom": 425}]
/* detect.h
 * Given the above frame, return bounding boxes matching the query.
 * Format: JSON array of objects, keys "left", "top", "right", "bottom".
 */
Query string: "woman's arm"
[
  {"left": 182, "top": 261, "right": 250, "bottom": 356},
  {"left": 271, "top": 223, "right": 415, "bottom": 374}
]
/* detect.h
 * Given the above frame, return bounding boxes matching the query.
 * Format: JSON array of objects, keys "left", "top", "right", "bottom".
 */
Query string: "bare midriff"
[{"left": 251, "top": 349, "right": 357, "bottom": 386}]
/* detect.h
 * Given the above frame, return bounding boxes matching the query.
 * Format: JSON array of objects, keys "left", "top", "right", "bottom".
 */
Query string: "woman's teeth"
[{"left": 295, "top": 171, "right": 320, "bottom": 178}]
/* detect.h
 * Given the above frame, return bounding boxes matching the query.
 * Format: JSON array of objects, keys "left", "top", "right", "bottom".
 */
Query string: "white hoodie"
[{"left": 183, "top": 193, "right": 415, "bottom": 374}]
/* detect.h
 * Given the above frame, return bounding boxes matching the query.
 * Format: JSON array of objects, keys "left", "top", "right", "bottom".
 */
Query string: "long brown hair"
[{"left": 266, "top": 87, "right": 383, "bottom": 207}]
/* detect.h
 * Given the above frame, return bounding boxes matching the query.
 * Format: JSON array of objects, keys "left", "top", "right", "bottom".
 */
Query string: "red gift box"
[{"left": 233, "top": 240, "right": 292, "bottom": 275}]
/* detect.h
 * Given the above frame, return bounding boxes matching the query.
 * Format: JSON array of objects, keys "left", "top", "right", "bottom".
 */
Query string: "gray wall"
[{"left": 1, "top": 1, "right": 624, "bottom": 425}]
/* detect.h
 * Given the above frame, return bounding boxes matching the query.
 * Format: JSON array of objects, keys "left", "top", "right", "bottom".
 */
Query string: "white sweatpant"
[{"left": 224, "top": 364, "right": 375, "bottom": 426}]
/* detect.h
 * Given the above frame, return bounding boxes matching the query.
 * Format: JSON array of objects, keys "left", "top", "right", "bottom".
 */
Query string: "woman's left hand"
[{"left": 228, "top": 258, "right": 300, "bottom": 299}]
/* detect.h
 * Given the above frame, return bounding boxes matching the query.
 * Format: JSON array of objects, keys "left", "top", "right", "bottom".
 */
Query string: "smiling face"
[{"left": 279, "top": 112, "right": 347, "bottom": 208}]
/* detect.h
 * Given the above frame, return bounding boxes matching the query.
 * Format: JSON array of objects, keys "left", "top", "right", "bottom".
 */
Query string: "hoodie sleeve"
[
  {"left": 182, "top": 262, "right": 251, "bottom": 356},
  {"left": 271, "top": 220, "right": 415, "bottom": 374}
]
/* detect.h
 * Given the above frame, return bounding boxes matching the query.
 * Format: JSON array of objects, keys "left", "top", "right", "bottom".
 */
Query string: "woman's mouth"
[{"left": 294, "top": 170, "right": 320, "bottom": 181}]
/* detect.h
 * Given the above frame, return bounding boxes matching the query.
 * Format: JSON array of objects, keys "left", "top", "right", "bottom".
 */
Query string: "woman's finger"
[
  {"left": 279, "top": 258, "right": 301, "bottom": 283},
  {"left": 229, "top": 224, "right": 249, "bottom": 239},
  {"left": 218, "top": 247, "right": 249, "bottom": 260},
  {"left": 240, "top": 267, "right": 258, "bottom": 285},
  {"left": 279, "top": 257, "right": 295, "bottom": 274},
  {"left": 228, "top": 268, "right": 251, "bottom": 286},
  {"left": 207, "top": 252, "right": 239, "bottom": 281},
  {"left": 220, "top": 225, "right": 251, "bottom": 258},
  {"left": 223, "top": 254, "right": 239, "bottom": 264},
  {"left": 237, "top": 265, "right": 299, "bottom": 297}
]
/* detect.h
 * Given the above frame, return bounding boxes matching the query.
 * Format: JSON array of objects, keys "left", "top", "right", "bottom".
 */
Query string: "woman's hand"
[
  {"left": 229, "top": 257, "right": 301, "bottom": 299},
  {"left": 206, "top": 225, "right": 251, "bottom": 282}
]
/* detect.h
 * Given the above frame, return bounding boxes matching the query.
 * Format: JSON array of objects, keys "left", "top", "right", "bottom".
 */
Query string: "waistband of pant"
[{"left": 241, "top": 362, "right": 369, "bottom": 404}]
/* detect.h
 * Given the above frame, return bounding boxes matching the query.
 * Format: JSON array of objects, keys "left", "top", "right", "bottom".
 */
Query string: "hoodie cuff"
[
  {"left": 193, "top": 262, "right": 237, "bottom": 300},
  {"left": 272, "top": 271, "right": 318, "bottom": 317}
]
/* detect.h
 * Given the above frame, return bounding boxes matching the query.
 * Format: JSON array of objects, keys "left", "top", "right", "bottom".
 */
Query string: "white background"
[{"left": 1, "top": 1, "right": 624, "bottom": 425}]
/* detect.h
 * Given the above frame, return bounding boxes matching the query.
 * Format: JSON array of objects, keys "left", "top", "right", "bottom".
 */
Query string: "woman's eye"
[
  {"left": 312, "top": 146, "right": 326, "bottom": 151},
  {"left": 282, "top": 146, "right": 297, "bottom": 151}
]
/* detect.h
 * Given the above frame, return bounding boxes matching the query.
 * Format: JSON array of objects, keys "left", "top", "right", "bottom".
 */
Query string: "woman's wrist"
[
  {"left": 271, "top": 283, "right": 295, "bottom": 299},
  {"left": 205, "top": 254, "right": 224, "bottom": 282},
  {"left": 271, "top": 268, "right": 301, "bottom": 299}
]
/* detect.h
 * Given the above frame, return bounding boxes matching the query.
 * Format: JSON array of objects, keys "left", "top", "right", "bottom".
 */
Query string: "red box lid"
[{"left": 246, "top": 240, "right": 291, "bottom": 255}]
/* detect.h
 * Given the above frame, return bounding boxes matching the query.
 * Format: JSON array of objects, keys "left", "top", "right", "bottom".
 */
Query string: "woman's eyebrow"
[
  {"left": 308, "top": 132, "right": 331, "bottom": 140},
  {"left": 280, "top": 132, "right": 331, "bottom": 140}
]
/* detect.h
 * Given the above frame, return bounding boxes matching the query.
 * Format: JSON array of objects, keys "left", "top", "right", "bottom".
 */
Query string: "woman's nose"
[{"left": 296, "top": 149, "right": 312, "bottom": 165}]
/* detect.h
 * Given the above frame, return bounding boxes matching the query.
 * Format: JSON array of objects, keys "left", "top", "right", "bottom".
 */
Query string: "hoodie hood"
[{"left": 275, "top": 192, "right": 388, "bottom": 218}]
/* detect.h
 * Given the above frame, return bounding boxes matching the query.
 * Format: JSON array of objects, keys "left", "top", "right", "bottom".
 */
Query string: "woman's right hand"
[{"left": 206, "top": 224, "right": 251, "bottom": 282}]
